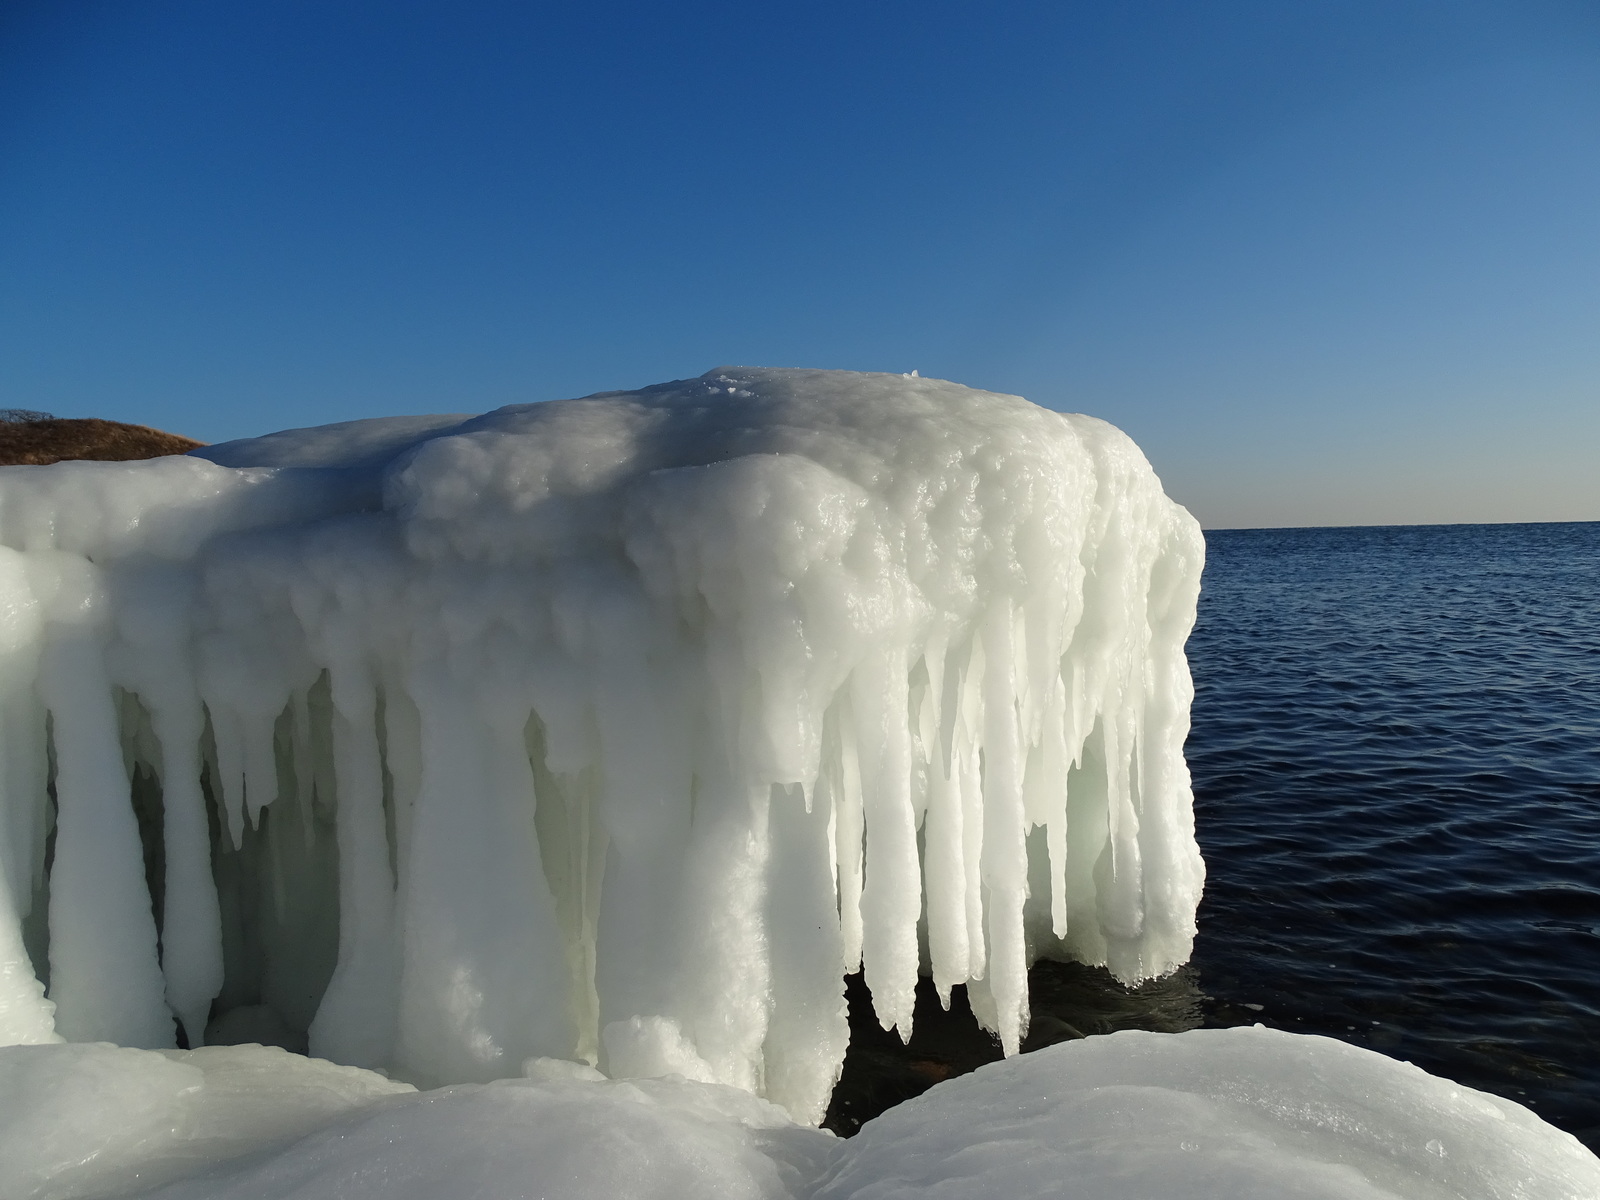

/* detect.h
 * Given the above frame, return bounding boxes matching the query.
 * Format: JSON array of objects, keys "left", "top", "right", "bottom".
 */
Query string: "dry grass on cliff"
[{"left": 0, "top": 417, "right": 204, "bottom": 466}]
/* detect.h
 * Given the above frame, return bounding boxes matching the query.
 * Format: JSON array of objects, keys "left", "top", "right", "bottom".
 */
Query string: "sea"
[{"left": 827, "top": 520, "right": 1600, "bottom": 1151}]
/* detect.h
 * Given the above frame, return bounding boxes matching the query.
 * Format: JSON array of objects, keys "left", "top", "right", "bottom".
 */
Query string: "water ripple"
[{"left": 1186, "top": 521, "right": 1600, "bottom": 1149}]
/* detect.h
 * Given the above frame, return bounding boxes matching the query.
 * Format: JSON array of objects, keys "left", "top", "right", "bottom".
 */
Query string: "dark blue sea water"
[
  {"left": 1186, "top": 520, "right": 1600, "bottom": 1149},
  {"left": 828, "top": 520, "right": 1600, "bottom": 1148}
]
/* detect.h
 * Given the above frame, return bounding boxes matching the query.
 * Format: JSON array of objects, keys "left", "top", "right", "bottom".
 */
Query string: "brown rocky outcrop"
[{"left": 0, "top": 413, "right": 204, "bottom": 465}]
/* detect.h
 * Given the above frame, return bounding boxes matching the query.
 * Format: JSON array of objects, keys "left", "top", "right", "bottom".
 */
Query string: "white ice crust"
[
  {"left": 4, "top": 1028, "right": 1594, "bottom": 1200},
  {"left": 0, "top": 367, "right": 1206, "bottom": 1123}
]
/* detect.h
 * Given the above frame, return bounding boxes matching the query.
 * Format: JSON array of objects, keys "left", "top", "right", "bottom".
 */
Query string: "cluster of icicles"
[{"left": 0, "top": 369, "right": 1204, "bottom": 1124}]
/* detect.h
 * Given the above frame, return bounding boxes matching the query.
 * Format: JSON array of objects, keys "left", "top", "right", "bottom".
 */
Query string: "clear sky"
[{"left": 3, "top": 0, "right": 1596, "bottom": 528}]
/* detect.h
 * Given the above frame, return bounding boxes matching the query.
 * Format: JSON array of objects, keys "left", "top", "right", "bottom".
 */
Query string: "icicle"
[
  {"left": 394, "top": 672, "right": 571, "bottom": 1085},
  {"left": 829, "top": 702, "right": 866, "bottom": 976},
  {"left": 1035, "top": 673, "right": 1072, "bottom": 940},
  {"left": 307, "top": 666, "right": 399, "bottom": 1067},
  {"left": 528, "top": 712, "right": 606, "bottom": 1066},
  {"left": 763, "top": 781, "right": 848, "bottom": 1124},
  {"left": 143, "top": 683, "right": 223, "bottom": 1049},
  {"left": 0, "top": 549, "right": 56, "bottom": 1043},
  {"left": 978, "top": 599, "right": 1029, "bottom": 1055},
  {"left": 671, "top": 770, "right": 774, "bottom": 1094},
  {"left": 31, "top": 554, "right": 171, "bottom": 1047},
  {"left": 922, "top": 735, "right": 970, "bottom": 1003},
  {"left": 853, "top": 648, "right": 920, "bottom": 1040},
  {"left": 0, "top": 550, "right": 45, "bottom": 917},
  {"left": 918, "top": 632, "right": 971, "bottom": 1004},
  {"left": 200, "top": 704, "right": 245, "bottom": 849},
  {"left": 954, "top": 636, "right": 988, "bottom": 988}
]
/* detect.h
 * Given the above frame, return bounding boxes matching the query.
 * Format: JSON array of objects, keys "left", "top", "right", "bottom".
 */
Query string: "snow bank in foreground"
[
  {"left": 817, "top": 1026, "right": 1600, "bottom": 1200},
  {"left": 0, "top": 368, "right": 1204, "bottom": 1121},
  {"left": 5, "top": 1028, "right": 1595, "bottom": 1200},
  {"left": 0, "top": 1042, "right": 412, "bottom": 1199}
]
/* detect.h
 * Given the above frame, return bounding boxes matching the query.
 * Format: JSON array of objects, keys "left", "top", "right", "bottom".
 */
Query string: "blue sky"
[{"left": 2, "top": 0, "right": 1596, "bottom": 528}]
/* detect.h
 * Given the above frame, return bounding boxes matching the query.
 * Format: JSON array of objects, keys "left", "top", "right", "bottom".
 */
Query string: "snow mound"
[
  {"left": 4, "top": 1029, "right": 1594, "bottom": 1200},
  {"left": 0, "top": 368, "right": 1204, "bottom": 1122},
  {"left": 817, "top": 1026, "right": 1600, "bottom": 1200},
  {"left": 0, "top": 1041, "right": 412, "bottom": 1200}
]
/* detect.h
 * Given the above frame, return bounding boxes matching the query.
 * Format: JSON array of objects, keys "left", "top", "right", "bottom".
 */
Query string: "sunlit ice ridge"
[{"left": 0, "top": 367, "right": 1204, "bottom": 1116}]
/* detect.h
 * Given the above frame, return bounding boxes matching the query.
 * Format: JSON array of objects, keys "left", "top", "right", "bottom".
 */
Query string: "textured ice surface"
[
  {"left": 814, "top": 1026, "right": 1600, "bottom": 1200},
  {"left": 0, "top": 1041, "right": 412, "bottom": 1199},
  {"left": 0, "top": 368, "right": 1205, "bottom": 1123},
  {"left": 4, "top": 1029, "right": 1594, "bottom": 1200}
]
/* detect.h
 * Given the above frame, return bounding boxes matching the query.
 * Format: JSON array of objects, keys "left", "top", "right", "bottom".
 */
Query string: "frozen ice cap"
[
  {"left": 194, "top": 412, "right": 473, "bottom": 470},
  {"left": 0, "top": 368, "right": 1204, "bottom": 1124}
]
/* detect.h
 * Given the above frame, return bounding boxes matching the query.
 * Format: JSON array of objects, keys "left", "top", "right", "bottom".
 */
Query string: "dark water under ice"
[{"left": 828, "top": 520, "right": 1600, "bottom": 1151}]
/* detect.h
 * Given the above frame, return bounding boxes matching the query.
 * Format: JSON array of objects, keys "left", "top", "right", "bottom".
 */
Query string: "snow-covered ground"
[
  {"left": 5, "top": 1028, "right": 1595, "bottom": 1199},
  {"left": 0, "top": 369, "right": 1593, "bottom": 1197}
]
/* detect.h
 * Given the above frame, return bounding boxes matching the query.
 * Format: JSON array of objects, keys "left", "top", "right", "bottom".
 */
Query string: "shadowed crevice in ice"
[{"left": 825, "top": 957, "right": 1220, "bottom": 1135}]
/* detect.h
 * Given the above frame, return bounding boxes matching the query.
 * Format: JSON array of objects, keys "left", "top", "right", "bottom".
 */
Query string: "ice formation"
[
  {"left": 4, "top": 1029, "right": 1596, "bottom": 1200},
  {"left": 0, "top": 367, "right": 1206, "bottom": 1122}
]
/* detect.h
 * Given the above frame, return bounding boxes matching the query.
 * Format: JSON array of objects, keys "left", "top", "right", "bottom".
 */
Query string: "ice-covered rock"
[{"left": 0, "top": 368, "right": 1205, "bottom": 1123}]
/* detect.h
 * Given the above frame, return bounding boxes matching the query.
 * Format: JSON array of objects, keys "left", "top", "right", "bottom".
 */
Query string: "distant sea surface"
[{"left": 828, "top": 521, "right": 1600, "bottom": 1149}]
